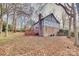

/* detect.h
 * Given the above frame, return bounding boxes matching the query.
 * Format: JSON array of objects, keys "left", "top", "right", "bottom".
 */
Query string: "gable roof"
[{"left": 32, "top": 13, "right": 60, "bottom": 26}]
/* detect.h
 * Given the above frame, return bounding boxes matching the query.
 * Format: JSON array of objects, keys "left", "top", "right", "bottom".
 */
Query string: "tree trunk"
[
  {"left": 0, "top": 19, "right": 3, "bottom": 36},
  {"left": 12, "top": 14, "right": 16, "bottom": 32},
  {"left": 12, "top": 4, "right": 16, "bottom": 32},
  {"left": 0, "top": 4, "right": 3, "bottom": 36},
  {"left": 5, "top": 4, "right": 9, "bottom": 37},
  {"left": 72, "top": 4, "right": 79, "bottom": 46},
  {"left": 68, "top": 16, "right": 72, "bottom": 38},
  {"left": 20, "top": 16, "right": 23, "bottom": 31},
  {"left": 62, "top": 16, "right": 65, "bottom": 29}
]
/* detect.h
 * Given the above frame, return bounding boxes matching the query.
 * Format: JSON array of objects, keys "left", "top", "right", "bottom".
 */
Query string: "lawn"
[
  {"left": 0, "top": 32, "right": 79, "bottom": 56},
  {"left": 0, "top": 32, "right": 22, "bottom": 46}
]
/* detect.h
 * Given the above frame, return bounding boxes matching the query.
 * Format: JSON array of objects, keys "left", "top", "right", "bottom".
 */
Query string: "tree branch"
[{"left": 55, "top": 3, "right": 74, "bottom": 17}]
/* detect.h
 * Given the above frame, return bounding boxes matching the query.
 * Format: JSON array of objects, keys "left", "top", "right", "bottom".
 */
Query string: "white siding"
[{"left": 43, "top": 15, "right": 60, "bottom": 28}]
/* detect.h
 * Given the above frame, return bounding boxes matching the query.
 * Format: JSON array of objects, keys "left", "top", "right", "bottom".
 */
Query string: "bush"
[
  {"left": 16, "top": 29, "right": 25, "bottom": 32},
  {"left": 2, "top": 22, "right": 6, "bottom": 32},
  {"left": 71, "top": 32, "right": 74, "bottom": 37},
  {"left": 57, "top": 29, "right": 79, "bottom": 37},
  {"left": 57, "top": 29, "right": 68, "bottom": 36},
  {"left": 2, "top": 22, "right": 12, "bottom": 32},
  {"left": 71, "top": 32, "right": 79, "bottom": 37}
]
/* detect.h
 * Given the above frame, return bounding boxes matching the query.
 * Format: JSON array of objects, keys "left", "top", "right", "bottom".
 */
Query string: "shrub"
[
  {"left": 57, "top": 29, "right": 68, "bottom": 36},
  {"left": 57, "top": 29, "right": 79, "bottom": 37},
  {"left": 2, "top": 22, "right": 12, "bottom": 32}
]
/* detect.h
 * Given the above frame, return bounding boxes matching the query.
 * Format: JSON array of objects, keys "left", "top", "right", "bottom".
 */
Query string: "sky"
[
  {"left": 2, "top": 3, "right": 66, "bottom": 29},
  {"left": 2, "top": 3, "right": 79, "bottom": 30}
]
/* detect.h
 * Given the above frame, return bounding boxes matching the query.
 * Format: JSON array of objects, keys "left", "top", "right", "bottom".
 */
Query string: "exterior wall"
[
  {"left": 33, "top": 23, "right": 39, "bottom": 34},
  {"left": 32, "top": 22, "right": 60, "bottom": 36},
  {"left": 32, "top": 14, "right": 60, "bottom": 36},
  {"left": 43, "top": 14, "right": 60, "bottom": 28},
  {"left": 32, "top": 22, "right": 43, "bottom": 36},
  {"left": 42, "top": 15, "right": 60, "bottom": 36},
  {"left": 43, "top": 26, "right": 59, "bottom": 36}
]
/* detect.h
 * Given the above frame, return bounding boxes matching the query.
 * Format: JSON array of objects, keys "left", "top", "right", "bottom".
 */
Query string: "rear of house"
[{"left": 32, "top": 13, "right": 60, "bottom": 36}]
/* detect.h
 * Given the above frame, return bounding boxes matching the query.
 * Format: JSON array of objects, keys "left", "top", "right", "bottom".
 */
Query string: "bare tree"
[
  {"left": 62, "top": 12, "right": 66, "bottom": 30},
  {"left": 56, "top": 3, "right": 79, "bottom": 46},
  {"left": 4, "top": 3, "right": 9, "bottom": 37},
  {"left": 12, "top": 4, "right": 17, "bottom": 32},
  {"left": 0, "top": 4, "right": 3, "bottom": 36},
  {"left": 68, "top": 16, "right": 72, "bottom": 38},
  {"left": 68, "top": 5, "right": 73, "bottom": 38},
  {"left": 72, "top": 4, "right": 79, "bottom": 46}
]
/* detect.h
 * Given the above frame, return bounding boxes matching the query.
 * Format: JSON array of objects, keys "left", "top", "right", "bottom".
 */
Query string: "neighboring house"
[{"left": 32, "top": 13, "right": 60, "bottom": 36}]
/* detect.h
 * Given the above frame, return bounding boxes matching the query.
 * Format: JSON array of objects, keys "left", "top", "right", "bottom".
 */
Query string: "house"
[{"left": 32, "top": 13, "right": 60, "bottom": 36}]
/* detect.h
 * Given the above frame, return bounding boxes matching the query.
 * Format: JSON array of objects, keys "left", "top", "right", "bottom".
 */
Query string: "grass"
[
  {"left": 0, "top": 32, "right": 21, "bottom": 46},
  {"left": 0, "top": 36, "right": 12, "bottom": 46}
]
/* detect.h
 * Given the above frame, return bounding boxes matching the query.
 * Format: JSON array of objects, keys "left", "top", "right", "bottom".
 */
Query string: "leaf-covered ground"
[{"left": 0, "top": 32, "right": 79, "bottom": 56}]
